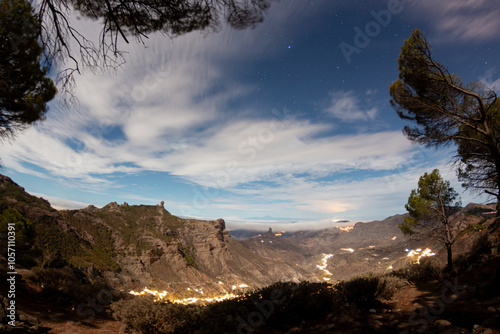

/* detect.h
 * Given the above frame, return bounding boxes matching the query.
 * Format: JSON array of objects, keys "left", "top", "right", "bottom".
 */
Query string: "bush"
[
  {"left": 335, "top": 274, "right": 394, "bottom": 308},
  {"left": 391, "top": 258, "right": 441, "bottom": 283},
  {"left": 111, "top": 296, "right": 201, "bottom": 334},
  {"left": 177, "top": 243, "right": 198, "bottom": 269},
  {"left": 27, "top": 266, "right": 109, "bottom": 305},
  {"left": 0, "top": 208, "right": 41, "bottom": 266},
  {"left": 381, "top": 274, "right": 408, "bottom": 292},
  {"left": 454, "top": 233, "right": 492, "bottom": 273},
  {"left": 226, "top": 281, "right": 337, "bottom": 331}
]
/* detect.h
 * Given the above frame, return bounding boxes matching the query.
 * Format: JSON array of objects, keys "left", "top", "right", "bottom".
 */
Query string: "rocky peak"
[
  {"left": 84, "top": 205, "right": 99, "bottom": 212},
  {"left": 215, "top": 218, "right": 227, "bottom": 242},
  {"left": 104, "top": 201, "right": 120, "bottom": 210},
  {"left": 216, "top": 218, "right": 226, "bottom": 230},
  {"left": 0, "top": 174, "right": 19, "bottom": 188}
]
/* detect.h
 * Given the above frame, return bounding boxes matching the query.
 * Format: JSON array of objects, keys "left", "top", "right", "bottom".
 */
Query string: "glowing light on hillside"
[
  {"left": 392, "top": 236, "right": 397, "bottom": 240},
  {"left": 130, "top": 284, "right": 250, "bottom": 304},
  {"left": 317, "top": 253, "right": 334, "bottom": 281},
  {"left": 341, "top": 248, "right": 354, "bottom": 253},
  {"left": 407, "top": 248, "right": 435, "bottom": 264},
  {"left": 339, "top": 226, "right": 353, "bottom": 232},
  {"left": 231, "top": 283, "right": 249, "bottom": 290}
]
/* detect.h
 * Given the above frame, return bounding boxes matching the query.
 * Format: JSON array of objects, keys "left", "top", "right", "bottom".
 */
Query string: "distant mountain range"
[{"left": 0, "top": 173, "right": 494, "bottom": 295}]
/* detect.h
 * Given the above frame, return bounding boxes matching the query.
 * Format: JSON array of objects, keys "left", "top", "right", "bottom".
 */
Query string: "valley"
[{"left": 0, "top": 174, "right": 499, "bottom": 333}]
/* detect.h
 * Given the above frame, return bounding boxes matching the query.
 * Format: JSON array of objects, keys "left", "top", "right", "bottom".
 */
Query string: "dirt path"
[{"left": 40, "top": 318, "right": 122, "bottom": 334}]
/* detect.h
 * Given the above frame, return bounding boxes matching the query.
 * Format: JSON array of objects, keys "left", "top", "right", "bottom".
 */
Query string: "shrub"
[
  {"left": 380, "top": 274, "right": 408, "bottom": 293},
  {"left": 27, "top": 266, "right": 109, "bottom": 305},
  {"left": 111, "top": 296, "right": 201, "bottom": 334},
  {"left": 391, "top": 258, "right": 441, "bottom": 283},
  {"left": 150, "top": 247, "right": 164, "bottom": 257},
  {"left": 335, "top": 274, "right": 394, "bottom": 308},
  {"left": 0, "top": 208, "right": 41, "bottom": 266},
  {"left": 177, "top": 243, "right": 198, "bottom": 269},
  {"left": 453, "top": 233, "right": 492, "bottom": 273}
]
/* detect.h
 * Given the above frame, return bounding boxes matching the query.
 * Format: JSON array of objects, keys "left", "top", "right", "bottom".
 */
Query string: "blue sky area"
[{"left": 2, "top": 0, "right": 500, "bottom": 230}]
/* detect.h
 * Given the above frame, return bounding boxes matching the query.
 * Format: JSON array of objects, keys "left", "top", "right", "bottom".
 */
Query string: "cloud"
[
  {"left": 29, "top": 192, "right": 93, "bottom": 210},
  {"left": 224, "top": 218, "right": 342, "bottom": 232},
  {"left": 409, "top": 0, "right": 500, "bottom": 42},
  {"left": 150, "top": 124, "right": 413, "bottom": 189},
  {"left": 206, "top": 148, "right": 486, "bottom": 222},
  {"left": 480, "top": 70, "right": 500, "bottom": 93},
  {"left": 324, "top": 90, "right": 377, "bottom": 122}
]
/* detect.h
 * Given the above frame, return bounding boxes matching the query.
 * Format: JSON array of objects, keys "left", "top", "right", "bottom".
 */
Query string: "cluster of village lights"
[
  {"left": 406, "top": 248, "right": 436, "bottom": 264},
  {"left": 129, "top": 283, "right": 250, "bottom": 304}
]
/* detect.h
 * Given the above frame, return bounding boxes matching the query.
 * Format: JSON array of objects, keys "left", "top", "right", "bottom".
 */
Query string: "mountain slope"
[{"left": 0, "top": 174, "right": 314, "bottom": 298}]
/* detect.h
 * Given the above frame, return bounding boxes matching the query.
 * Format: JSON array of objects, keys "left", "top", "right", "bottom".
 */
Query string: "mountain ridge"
[
  {"left": 0, "top": 174, "right": 315, "bottom": 296},
  {"left": 1, "top": 173, "right": 495, "bottom": 293}
]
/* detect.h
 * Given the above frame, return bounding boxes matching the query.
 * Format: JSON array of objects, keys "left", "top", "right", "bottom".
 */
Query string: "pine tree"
[
  {"left": 400, "top": 169, "right": 461, "bottom": 270},
  {"left": 0, "top": 0, "right": 56, "bottom": 139}
]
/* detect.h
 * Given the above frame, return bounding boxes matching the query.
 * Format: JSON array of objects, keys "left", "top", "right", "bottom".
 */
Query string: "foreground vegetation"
[{"left": 111, "top": 277, "right": 398, "bottom": 334}]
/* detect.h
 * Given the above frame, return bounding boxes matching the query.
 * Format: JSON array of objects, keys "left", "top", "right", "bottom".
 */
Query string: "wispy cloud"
[
  {"left": 409, "top": 0, "right": 500, "bottom": 42},
  {"left": 324, "top": 90, "right": 377, "bottom": 122},
  {"left": 200, "top": 149, "right": 482, "bottom": 222},
  {"left": 30, "top": 192, "right": 93, "bottom": 210},
  {"left": 480, "top": 70, "right": 500, "bottom": 92}
]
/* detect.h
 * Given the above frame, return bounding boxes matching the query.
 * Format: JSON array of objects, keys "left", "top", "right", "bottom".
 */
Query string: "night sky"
[{"left": 2, "top": 0, "right": 500, "bottom": 230}]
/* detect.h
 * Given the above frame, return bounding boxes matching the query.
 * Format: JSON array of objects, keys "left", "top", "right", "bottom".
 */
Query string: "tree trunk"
[
  {"left": 492, "top": 197, "right": 500, "bottom": 232},
  {"left": 446, "top": 243, "right": 453, "bottom": 271}
]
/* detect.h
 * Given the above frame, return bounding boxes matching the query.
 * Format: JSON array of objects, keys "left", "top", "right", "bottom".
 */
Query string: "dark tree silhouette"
[
  {"left": 390, "top": 29, "right": 500, "bottom": 216},
  {"left": 0, "top": 0, "right": 57, "bottom": 140},
  {"left": 36, "top": 0, "right": 274, "bottom": 93}
]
